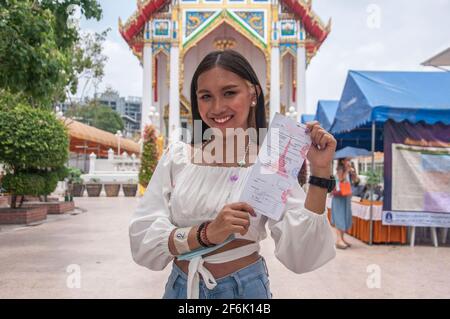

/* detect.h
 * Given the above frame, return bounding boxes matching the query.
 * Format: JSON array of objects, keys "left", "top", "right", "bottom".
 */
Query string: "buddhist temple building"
[{"left": 119, "top": 0, "right": 331, "bottom": 141}]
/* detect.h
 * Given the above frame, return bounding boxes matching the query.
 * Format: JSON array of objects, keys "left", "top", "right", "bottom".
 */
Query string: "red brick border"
[
  {"left": 0, "top": 206, "right": 48, "bottom": 225},
  {"left": 22, "top": 201, "right": 75, "bottom": 215}
]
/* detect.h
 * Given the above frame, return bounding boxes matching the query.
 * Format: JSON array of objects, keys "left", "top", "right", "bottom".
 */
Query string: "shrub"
[
  {"left": 0, "top": 104, "right": 69, "bottom": 208},
  {"left": 2, "top": 173, "right": 46, "bottom": 200},
  {"left": 138, "top": 125, "right": 159, "bottom": 188},
  {"left": 0, "top": 104, "right": 69, "bottom": 170},
  {"left": 40, "top": 171, "right": 60, "bottom": 198}
]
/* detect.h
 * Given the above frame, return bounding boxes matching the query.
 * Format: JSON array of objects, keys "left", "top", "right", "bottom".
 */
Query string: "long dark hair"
[{"left": 190, "top": 50, "right": 266, "bottom": 145}]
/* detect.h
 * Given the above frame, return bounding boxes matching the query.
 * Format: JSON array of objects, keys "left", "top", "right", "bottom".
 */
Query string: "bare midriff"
[
  {"left": 174, "top": 239, "right": 260, "bottom": 279},
  {"left": 175, "top": 144, "right": 260, "bottom": 278}
]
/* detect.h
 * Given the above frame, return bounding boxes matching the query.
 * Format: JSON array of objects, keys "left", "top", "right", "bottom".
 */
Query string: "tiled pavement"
[{"left": 1, "top": 197, "right": 449, "bottom": 299}]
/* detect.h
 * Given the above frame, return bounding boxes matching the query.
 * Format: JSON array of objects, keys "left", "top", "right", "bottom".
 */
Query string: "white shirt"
[{"left": 129, "top": 141, "right": 336, "bottom": 279}]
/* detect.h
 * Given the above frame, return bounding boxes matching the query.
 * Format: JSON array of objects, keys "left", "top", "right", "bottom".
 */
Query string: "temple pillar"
[
  {"left": 270, "top": 33, "right": 280, "bottom": 122},
  {"left": 169, "top": 28, "right": 180, "bottom": 142},
  {"left": 296, "top": 43, "right": 307, "bottom": 117},
  {"left": 141, "top": 23, "right": 153, "bottom": 136}
]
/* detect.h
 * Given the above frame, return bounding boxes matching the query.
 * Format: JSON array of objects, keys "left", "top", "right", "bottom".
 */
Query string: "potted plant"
[
  {"left": 104, "top": 179, "right": 120, "bottom": 197},
  {"left": 85, "top": 178, "right": 102, "bottom": 197},
  {"left": 122, "top": 179, "right": 138, "bottom": 197},
  {"left": 68, "top": 168, "right": 84, "bottom": 197}
]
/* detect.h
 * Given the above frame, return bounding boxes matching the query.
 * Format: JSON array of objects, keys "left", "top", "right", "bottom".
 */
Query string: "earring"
[{"left": 251, "top": 101, "right": 256, "bottom": 107}]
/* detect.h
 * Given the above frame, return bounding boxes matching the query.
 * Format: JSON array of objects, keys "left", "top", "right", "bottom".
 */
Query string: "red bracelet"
[{"left": 201, "top": 221, "right": 215, "bottom": 247}]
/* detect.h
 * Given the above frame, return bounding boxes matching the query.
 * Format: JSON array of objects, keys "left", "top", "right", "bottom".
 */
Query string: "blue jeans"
[{"left": 162, "top": 257, "right": 272, "bottom": 299}]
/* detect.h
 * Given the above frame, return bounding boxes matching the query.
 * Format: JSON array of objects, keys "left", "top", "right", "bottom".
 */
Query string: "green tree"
[
  {"left": 69, "top": 28, "right": 110, "bottom": 102},
  {"left": 65, "top": 100, "right": 125, "bottom": 134},
  {"left": 0, "top": 0, "right": 102, "bottom": 108},
  {"left": 0, "top": 104, "right": 69, "bottom": 208},
  {"left": 139, "top": 125, "right": 159, "bottom": 188}
]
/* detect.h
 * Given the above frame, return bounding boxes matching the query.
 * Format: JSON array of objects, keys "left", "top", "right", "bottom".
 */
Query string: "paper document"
[{"left": 239, "top": 113, "right": 312, "bottom": 221}]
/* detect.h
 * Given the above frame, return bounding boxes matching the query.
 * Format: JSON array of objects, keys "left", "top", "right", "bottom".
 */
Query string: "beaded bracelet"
[
  {"left": 201, "top": 221, "right": 216, "bottom": 247},
  {"left": 196, "top": 222, "right": 209, "bottom": 248}
]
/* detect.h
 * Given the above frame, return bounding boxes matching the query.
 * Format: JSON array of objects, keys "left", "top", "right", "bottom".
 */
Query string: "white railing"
[{"left": 81, "top": 149, "right": 140, "bottom": 183}]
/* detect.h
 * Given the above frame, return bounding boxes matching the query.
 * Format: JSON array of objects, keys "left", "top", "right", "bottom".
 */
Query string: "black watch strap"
[{"left": 308, "top": 175, "right": 336, "bottom": 193}]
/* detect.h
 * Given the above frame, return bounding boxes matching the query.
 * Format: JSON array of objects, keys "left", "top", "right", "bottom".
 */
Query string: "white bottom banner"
[{"left": 383, "top": 211, "right": 450, "bottom": 227}]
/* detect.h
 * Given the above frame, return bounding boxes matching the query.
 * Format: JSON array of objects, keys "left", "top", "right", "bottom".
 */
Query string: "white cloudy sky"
[{"left": 79, "top": 0, "right": 450, "bottom": 114}]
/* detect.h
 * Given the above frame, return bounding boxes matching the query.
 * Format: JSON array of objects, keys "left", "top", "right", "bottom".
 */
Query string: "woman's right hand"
[{"left": 206, "top": 202, "right": 256, "bottom": 244}]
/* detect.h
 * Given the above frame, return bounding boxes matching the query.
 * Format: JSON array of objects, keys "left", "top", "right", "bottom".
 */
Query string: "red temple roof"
[
  {"left": 119, "top": 0, "right": 331, "bottom": 59},
  {"left": 281, "top": 0, "right": 330, "bottom": 44}
]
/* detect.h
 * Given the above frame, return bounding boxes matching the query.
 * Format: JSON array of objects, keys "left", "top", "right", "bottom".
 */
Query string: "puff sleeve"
[
  {"left": 129, "top": 141, "right": 185, "bottom": 271},
  {"left": 268, "top": 182, "right": 336, "bottom": 274}
]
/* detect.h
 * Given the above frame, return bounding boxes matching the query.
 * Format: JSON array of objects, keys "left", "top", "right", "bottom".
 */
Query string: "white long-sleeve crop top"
[{"left": 129, "top": 141, "right": 336, "bottom": 275}]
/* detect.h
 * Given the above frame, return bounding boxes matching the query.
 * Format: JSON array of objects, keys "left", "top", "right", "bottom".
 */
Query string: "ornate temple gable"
[
  {"left": 229, "top": 10, "right": 267, "bottom": 44},
  {"left": 182, "top": 9, "right": 268, "bottom": 50},
  {"left": 119, "top": 0, "right": 330, "bottom": 63},
  {"left": 183, "top": 10, "right": 219, "bottom": 45}
]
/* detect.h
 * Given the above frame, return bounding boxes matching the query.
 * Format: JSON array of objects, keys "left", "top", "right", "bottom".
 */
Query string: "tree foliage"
[
  {"left": 0, "top": 104, "right": 69, "bottom": 170},
  {"left": 0, "top": 0, "right": 103, "bottom": 108},
  {"left": 65, "top": 100, "right": 125, "bottom": 134},
  {"left": 71, "top": 29, "right": 110, "bottom": 101},
  {"left": 0, "top": 0, "right": 104, "bottom": 207},
  {"left": 2, "top": 173, "right": 46, "bottom": 197}
]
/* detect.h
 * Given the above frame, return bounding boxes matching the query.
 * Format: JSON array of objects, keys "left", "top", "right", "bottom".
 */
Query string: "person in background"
[{"left": 331, "top": 158, "right": 356, "bottom": 249}]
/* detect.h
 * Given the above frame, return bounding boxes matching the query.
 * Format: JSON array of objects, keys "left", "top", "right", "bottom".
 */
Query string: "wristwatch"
[{"left": 308, "top": 175, "right": 336, "bottom": 193}]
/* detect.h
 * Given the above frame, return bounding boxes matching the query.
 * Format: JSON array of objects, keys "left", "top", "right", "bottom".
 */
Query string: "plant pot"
[
  {"left": 86, "top": 184, "right": 102, "bottom": 197},
  {"left": 72, "top": 183, "right": 85, "bottom": 197},
  {"left": 104, "top": 184, "right": 120, "bottom": 197},
  {"left": 122, "top": 184, "right": 137, "bottom": 197}
]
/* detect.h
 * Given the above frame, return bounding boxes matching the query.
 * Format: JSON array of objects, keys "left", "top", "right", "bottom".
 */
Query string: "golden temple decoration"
[
  {"left": 213, "top": 37, "right": 237, "bottom": 50},
  {"left": 179, "top": 12, "right": 271, "bottom": 97}
]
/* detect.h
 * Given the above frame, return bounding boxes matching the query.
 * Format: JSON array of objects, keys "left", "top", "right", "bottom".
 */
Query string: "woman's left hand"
[{"left": 305, "top": 121, "right": 337, "bottom": 178}]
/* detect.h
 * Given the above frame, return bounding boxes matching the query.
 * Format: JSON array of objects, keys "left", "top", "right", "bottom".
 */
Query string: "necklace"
[{"left": 237, "top": 142, "right": 250, "bottom": 167}]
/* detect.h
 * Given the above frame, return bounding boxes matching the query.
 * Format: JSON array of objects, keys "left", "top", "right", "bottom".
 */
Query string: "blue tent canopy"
[
  {"left": 334, "top": 146, "right": 372, "bottom": 159},
  {"left": 334, "top": 123, "right": 384, "bottom": 152},
  {"left": 314, "top": 100, "right": 339, "bottom": 131},
  {"left": 330, "top": 71, "right": 450, "bottom": 134},
  {"left": 300, "top": 114, "right": 315, "bottom": 124},
  {"left": 313, "top": 100, "right": 384, "bottom": 151}
]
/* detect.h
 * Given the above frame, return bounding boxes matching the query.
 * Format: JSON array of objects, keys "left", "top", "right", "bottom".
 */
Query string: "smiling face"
[{"left": 196, "top": 67, "right": 257, "bottom": 137}]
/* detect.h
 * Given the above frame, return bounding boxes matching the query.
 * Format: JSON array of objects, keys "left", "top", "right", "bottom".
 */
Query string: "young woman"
[{"left": 129, "top": 50, "right": 337, "bottom": 299}]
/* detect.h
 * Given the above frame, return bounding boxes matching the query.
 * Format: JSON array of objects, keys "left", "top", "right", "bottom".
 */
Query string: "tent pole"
[{"left": 369, "top": 121, "right": 375, "bottom": 246}]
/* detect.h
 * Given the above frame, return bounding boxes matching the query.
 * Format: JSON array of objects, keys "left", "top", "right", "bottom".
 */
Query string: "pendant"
[{"left": 238, "top": 159, "right": 246, "bottom": 167}]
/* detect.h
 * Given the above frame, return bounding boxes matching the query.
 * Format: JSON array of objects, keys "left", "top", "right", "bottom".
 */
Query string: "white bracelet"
[{"left": 173, "top": 227, "right": 192, "bottom": 255}]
